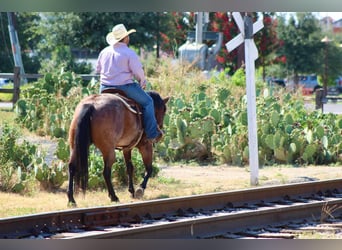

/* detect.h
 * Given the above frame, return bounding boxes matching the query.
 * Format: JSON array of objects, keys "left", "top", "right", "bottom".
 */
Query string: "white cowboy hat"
[{"left": 106, "top": 24, "right": 136, "bottom": 45}]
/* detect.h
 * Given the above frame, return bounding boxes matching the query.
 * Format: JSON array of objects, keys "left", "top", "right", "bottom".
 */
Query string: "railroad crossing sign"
[
  {"left": 225, "top": 12, "right": 264, "bottom": 186},
  {"left": 225, "top": 12, "right": 264, "bottom": 57}
]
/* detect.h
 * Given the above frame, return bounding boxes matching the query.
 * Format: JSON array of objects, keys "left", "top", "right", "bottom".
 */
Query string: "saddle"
[
  {"left": 101, "top": 88, "right": 144, "bottom": 149},
  {"left": 101, "top": 88, "right": 142, "bottom": 115}
]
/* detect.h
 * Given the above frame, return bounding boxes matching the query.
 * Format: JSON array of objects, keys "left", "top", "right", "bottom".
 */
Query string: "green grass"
[
  {"left": 0, "top": 83, "right": 14, "bottom": 102},
  {"left": 156, "top": 176, "right": 180, "bottom": 185},
  {"left": 0, "top": 109, "right": 15, "bottom": 125}
]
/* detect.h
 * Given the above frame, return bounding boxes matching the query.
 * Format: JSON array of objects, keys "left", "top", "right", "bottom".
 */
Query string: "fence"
[{"left": 0, "top": 66, "right": 98, "bottom": 105}]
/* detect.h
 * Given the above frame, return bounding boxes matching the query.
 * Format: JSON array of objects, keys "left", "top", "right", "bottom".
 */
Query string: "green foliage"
[
  {"left": 86, "top": 146, "right": 159, "bottom": 190},
  {"left": 0, "top": 123, "right": 68, "bottom": 193},
  {"left": 35, "top": 161, "right": 67, "bottom": 191},
  {"left": 8, "top": 60, "right": 342, "bottom": 195},
  {"left": 39, "top": 45, "right": 92, "bottom": 74},
  {"left": 0, "top": 12, "right": 42, "bottom": 73},
  {"left": 276, "top": 13, "right": 325, "bottom": 76},
  {"left": 230, "top": 68, "right": 246, "bottom": 87},
  {"left": 0, "top": 124, "right": 36, "bottom": 193},
  {"left": 55, "top": 138, "right": 70, "bottom": 162},
  {"left": 156, "top": 71, "right": 342, "bottom": 166},
  {"left": 15, "top": 69, "right": 87, "bottom": 137},
  {"left": 0, "top": 124, "right": 37, "bottom": 170}
]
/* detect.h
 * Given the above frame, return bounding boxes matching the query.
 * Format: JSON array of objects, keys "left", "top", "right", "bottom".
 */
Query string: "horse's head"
[{"left": 148, "top": 91, "right": 169, "bottom": 129}]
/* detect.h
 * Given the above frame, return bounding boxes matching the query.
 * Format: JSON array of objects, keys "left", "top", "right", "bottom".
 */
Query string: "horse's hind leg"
[
  {"left": 102, "top": 150, "right": 119, "bottom": 202},
  {"left": 123, "top": 149, "right": 135, "bottom": 197},
  {"left": 67, "top": 153, "right": 77, "bottom": 206}
]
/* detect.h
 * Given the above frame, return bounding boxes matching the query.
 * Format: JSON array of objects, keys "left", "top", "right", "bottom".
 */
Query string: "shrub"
[
  {"left": 0, "top": 123, "right": 68, "bottom": 193},
  {"left": 0, "top": 124, "right": 38, "bottom": 193}
]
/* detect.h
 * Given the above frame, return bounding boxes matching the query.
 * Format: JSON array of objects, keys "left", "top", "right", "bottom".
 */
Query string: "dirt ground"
[
  {"left": 156, "top": 163, "right": 342, "bottom": 193},
  {"left": 0, "top": 162, "right": 341, "bottom": 218}
]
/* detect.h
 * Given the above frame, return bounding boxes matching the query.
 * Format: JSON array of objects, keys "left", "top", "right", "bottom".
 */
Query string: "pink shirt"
[{"left": 96, "top": 42, "right": 146, "bottom": 86}]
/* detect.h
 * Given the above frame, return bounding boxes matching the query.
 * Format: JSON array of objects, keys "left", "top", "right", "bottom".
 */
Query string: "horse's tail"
[{"left": 74, "top": 103, "right": 95, "bottom": 193}]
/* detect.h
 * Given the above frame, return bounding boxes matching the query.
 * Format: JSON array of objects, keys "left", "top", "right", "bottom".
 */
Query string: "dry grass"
[
  {"left": 1, "top": 163, "right": 341, "bottom": 219},
  {"left": 148, "top": 58, "right": 209, "bottom": 100},
  {"left": 0, "top": 109, "right": 15, "bottom": 125},
  {"left": 321, "top": 203, "right": 342, "bottom": 223}
]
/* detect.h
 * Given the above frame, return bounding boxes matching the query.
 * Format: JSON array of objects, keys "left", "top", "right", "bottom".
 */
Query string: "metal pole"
[
  {"left": 244, "top": 15, "right": 259, "bottom": 186},
  {"left": 324, "top": 44, "right": 328, "bottom": 96},
  {"left": 195, "top": 12, "right": 203, "bottom": 44},
  {"left": 321, "top": 36, "right": 331, "bottom": 97}
]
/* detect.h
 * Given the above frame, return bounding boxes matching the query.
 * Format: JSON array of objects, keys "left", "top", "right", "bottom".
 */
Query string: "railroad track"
[{"left": 1, "top": 179, "right": 342, "bottom": 239}]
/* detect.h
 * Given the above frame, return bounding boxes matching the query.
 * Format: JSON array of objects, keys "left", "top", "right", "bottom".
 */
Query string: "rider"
[{"left": 96, "top": 24, "right": 163, "bottom": 143}]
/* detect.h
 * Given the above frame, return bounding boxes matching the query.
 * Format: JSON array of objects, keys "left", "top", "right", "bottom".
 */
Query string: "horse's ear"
[{"left": 163, "top": 96, "right": 170, "bottom": 104}]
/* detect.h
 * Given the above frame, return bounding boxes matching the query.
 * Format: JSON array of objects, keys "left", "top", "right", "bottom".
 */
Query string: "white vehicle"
[{"left": 0, "top": 78, "right": 10, "bottom": 87}]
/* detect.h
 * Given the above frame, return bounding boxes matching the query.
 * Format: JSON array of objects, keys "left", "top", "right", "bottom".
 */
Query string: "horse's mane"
[{"left": 147, "top": 91, "right": 164, "bottom": 108}]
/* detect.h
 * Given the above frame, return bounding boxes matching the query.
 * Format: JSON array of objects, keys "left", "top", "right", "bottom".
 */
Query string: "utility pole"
[
  {"left": 7, "top": 12, "right": 26, "bottom": 83},
  {"left": 195, "top": 12, "right": 203, "bottom": 44}
]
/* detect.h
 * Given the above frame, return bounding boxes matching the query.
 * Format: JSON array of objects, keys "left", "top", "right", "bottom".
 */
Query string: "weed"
[{"left": 320, "top": 202, "right": 342, "bottom": 223}]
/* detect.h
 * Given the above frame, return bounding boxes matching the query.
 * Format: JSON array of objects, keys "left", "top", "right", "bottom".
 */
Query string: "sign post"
[{"left": 225, "top": 12, "right": 263, "bottom": 186}]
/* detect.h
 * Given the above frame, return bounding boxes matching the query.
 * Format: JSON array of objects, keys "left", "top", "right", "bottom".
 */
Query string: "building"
[
  {"left": 320, "top": 16, "right": 342, "bottom": 34},
  {"left": 333, "top": 18, "right": 342, "bottom": 33}
]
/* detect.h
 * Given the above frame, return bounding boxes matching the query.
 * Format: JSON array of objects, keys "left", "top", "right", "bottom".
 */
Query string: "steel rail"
[
  {"left": 0, "top": 178, "right": 341, "bottom": 238},
  {"left": 66, "top": 198, "right": 342, "bottom": 239}
]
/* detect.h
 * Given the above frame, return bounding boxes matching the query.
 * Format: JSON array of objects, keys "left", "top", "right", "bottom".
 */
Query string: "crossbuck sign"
[{"left": 225, "top": 12, "right": 264, "bottom": 185}]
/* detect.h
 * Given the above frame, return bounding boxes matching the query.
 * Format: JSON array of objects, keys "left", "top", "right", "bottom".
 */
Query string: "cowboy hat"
[{"left": 106, "top": 24, "right": 136, "bottom": 45}]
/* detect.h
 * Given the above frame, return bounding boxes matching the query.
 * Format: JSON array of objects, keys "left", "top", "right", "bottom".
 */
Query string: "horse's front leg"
[
  {"left": 103, "top": 150, "right": 119, "bottom": 202},
  {"left": 123, "top": 149, "right": 135, "bottom": 197},
  {"left": 135, "top": 143, "right": 153, "bottom": 198}
]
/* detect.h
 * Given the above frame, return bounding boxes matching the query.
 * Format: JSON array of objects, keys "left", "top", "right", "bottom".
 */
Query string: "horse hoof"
[
  {"left": 111, "top": 196, "right": 120, "bottom": 202},
  {"left": 135, "top": 188, "right": 144, "bottom": 199},
  {"left": 68, "top": 201, "right": 77, "bottom": 208}
]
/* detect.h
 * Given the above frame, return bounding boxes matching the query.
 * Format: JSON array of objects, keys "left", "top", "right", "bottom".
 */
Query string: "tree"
[
  {"left": 208, "top": 12, "right": 280, "bottom": 75},
  {"left": 159, "top": 12, "right": 193, "bottom": 57},
  {"left": 318, "top": 38, "right": 342, "bottom": 88},
  {"left": 26, "top": 12, "right": 189, "bottom": 73},
  {"left": 255, "top": 12, "right": 282, "bottom": 81},
  {"left": 276, "top": 13, "right": 323, "bottom": 84},
  {"left": 0, "top": 12, "right": 41, "bottom": 73},
  {"left": 209, "top": 12, "right": 239, "bottom": 72},
  {"left": 73, "top": 12, "right": 187, "bottom": 57}
]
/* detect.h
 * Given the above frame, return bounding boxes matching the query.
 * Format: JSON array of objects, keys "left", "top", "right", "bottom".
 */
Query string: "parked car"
[
  {"left": 266, "top": 77, "right": 286, "bottom": 88},
  {"left": 298, "top": 75, "right": 322, "bottom": 95},
  {"left": 286, "top": 75, "right": 320, "bottom": 94},
  {"left": 271, "top": 78, "right": 285, "bottom": 87},
  {"left": 327, "top": 86, "right": 342, "bottom": 96},
  {"left": 335, "top": 76, "right": 342, "bottom": 86}
]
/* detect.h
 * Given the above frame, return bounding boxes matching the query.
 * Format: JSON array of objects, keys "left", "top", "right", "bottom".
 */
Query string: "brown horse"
[{"left": 67, "top": 90, "right": 169, "bottom": 206}]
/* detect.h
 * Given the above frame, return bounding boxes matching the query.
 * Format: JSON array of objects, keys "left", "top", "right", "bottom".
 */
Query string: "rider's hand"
[{"left": 140, "top": 80, "right": 147, "bottom": 89}]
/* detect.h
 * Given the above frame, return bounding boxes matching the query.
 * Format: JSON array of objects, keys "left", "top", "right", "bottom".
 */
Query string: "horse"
[{"left": 66, "top": 90, "right": 169, "bottom": 206}]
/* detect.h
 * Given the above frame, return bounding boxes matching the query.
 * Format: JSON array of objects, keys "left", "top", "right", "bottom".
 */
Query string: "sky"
[
  {"left": 314, "top": 12, "right": 342, "bottom": 21},
  {"left": 279, "top": 12, "right": 342, "bottom": 22}
]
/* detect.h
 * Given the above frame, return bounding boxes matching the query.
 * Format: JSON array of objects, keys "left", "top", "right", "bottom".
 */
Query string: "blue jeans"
[{"left": 100, "top": 83, "right": 160, "bottom": 139}]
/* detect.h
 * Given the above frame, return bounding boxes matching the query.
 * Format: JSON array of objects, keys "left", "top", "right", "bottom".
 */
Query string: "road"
[
  {"left": 323, "top": 103, "right": 342, "bottom": 114},
  {"left": 0, "top": 102, "right": 13, "bottom": 109}
]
